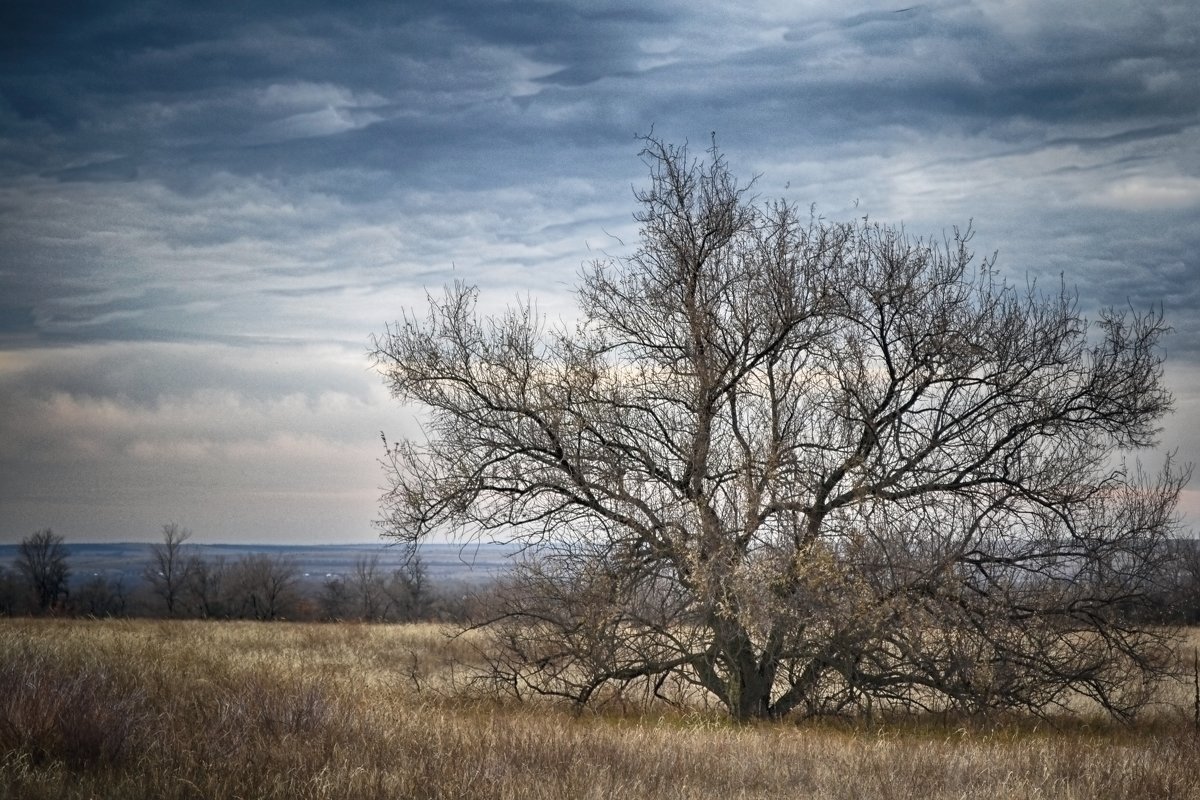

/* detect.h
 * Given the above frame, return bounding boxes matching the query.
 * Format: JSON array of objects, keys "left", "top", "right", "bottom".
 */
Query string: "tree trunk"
[{"left": 716, "top": 624, "right": 776, "bottom": 720}]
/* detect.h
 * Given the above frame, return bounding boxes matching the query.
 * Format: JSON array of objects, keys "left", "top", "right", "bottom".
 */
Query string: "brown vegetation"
[{"left": 2, "top": 618, "right": 1198, "bottom": 799}]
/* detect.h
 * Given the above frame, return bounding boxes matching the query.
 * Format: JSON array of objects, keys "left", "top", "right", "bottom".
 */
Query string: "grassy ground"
[{"left": 1, "top": 618, "right": 1198, "bottom": 799}]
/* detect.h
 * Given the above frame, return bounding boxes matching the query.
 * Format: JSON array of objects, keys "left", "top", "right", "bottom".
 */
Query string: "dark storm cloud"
[
  {"left": 3, "top": 0, "right": 1197, "bottom": 347},
  {"left": 0, "top": 0, "right": 668, "bottom": 187},
  {"left": 750, "top": 3, "right": 1200, "bottom": 140}
]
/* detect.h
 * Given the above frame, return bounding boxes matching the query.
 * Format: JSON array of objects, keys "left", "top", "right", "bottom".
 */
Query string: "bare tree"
[
  {"left": 225, "top": 554, "right": 299, "bottom": 621},
  {"left": 16, "top": 529, "right": 70, "bottom": 613},
  {"left": 184, "top": 554, "right": 227, "bottom": 619},
  {"left": 1164, "top": 538, "right": 1200, "bottom": 623},
  {"left": 144, "top": 523, "right": 194, "bottom": 617},
  {"left": 350, "top": 553, "right": 388, "bottom": 621},
  {"left": 313, "top": 548, "right": 429, "bottom": 621},
  {"left": 319, "top": 575, "right": 352, "bottom": 620},
  {"left": 72, "top": 575, "right": 127, "bottom": 617},
  {"left": 383, "top": 547, "right": 429, "bottom": 621},
  {"left": 372, "top": 136, "right": 1189, "bottom": 721},
  {"left": 0, "top": 564, "right": 23, "bottom": 616}
]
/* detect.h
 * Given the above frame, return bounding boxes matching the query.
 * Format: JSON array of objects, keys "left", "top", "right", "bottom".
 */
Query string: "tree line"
[
  {"left": 7, "top": 525, "right": 1197, "bottom": 626},
  {"left": 0, "top": 526, "right": 466, "bottom": 622}
]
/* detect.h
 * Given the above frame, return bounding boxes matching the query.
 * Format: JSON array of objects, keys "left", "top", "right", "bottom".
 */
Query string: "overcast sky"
[{"left": 1, "top": 1, "right": 1197, "bottom": 545}]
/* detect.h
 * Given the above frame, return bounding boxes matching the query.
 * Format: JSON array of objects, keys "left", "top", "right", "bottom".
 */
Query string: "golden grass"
[{"left": 2, "top": 618, "right": 1198, "bottom": 800}]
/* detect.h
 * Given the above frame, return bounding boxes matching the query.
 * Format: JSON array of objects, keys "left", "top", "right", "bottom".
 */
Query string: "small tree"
[
  {"left": 144, "top": 523, "right": 194, "bottom": 617},
  {"left": 16, "top": 529, "right": 70, "bottom": 613},
  {"left": 225, "top": 554, "right": 299, "bottom": 621},
  {"left": 0, "top": 565, "right": 23, "bottom": 616},
  {"left": 383, "top": 548, "right": 429, "bottom": 621},
  {"left": 373, "top": 136, "right": 1188, "bottom": 721},
  {"left": 319, "top": 575, "right": 352, "bottom": 620},
  {"left": 72, "top": 575, "right": 127, "bottom": 617},
  {"left": 185, "top": 554, "right": 227, "bottom": 619},
  {"left": 350, "top": 553, "right": 388, "bottom": 621},
  {"left": 1165, "top": 539, "right": 1200, "bottom": 624}
]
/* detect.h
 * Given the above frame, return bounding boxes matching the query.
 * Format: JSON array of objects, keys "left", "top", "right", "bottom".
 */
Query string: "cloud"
[
  {"left": 0, "top": 164, "right": 621, "bottom": 350},
  {"left": 245, "top": 82, "right": 389, "bottom": 144},
  {"left": 1, "top": 0, "right": 1197, "bottom": 541},
  {"left": 0, "top": 340, "right": 415, "bottom": 541},
  {"left": 1088, "top": 174, "right": 1200, "bottom": 210}
]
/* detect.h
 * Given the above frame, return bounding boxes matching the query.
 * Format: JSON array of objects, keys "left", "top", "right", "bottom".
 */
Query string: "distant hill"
[{"left": 0, "top": 541, "right": 515, "bottom": 588}]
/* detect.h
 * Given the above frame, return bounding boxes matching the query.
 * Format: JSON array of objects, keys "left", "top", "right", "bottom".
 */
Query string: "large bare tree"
[{"left": 373, "top": 137, "right": 1188, "bottom": 721}]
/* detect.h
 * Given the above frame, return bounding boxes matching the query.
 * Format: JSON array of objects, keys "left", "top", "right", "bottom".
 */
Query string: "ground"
[{"left": 2, "top": 618, "right": 1198, "bottom": 799}]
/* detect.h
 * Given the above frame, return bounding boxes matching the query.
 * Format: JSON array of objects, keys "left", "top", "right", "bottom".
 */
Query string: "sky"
[{"left": 1, "top": 1, "right": 1197, "bottom": 545}]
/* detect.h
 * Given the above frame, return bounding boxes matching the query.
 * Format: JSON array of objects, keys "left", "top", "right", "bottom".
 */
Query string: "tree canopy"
[{"left": 373, "top": 136, "right": 1188, "bottom": 720}]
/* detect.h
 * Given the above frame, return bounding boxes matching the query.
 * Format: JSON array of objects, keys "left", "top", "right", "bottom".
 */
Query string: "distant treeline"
[
  {"left": 3, "top": 527, "right": 1200, "bottom": 625},
  {"left": 0, "top": 526, "right": 500, "bottom": 622}
]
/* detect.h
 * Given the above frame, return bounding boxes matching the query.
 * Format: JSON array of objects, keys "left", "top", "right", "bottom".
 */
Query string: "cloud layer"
[{"left": 1, "top": 0, "right": 1197, "bottom": 542}]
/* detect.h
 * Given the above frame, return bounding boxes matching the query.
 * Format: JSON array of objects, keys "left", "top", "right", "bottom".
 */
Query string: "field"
[{"left": 2, "top": 619, "right": 1198, "bottom": 799}]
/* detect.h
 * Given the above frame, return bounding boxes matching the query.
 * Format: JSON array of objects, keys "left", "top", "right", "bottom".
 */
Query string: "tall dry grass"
[{"left": 1, "top": 618, "right": 1198, "bottom": 800}]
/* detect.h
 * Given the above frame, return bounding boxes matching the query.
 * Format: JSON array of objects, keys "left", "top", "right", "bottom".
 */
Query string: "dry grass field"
[{"left": 2, "top": 618, "right": 1198, "bottom": 799}]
